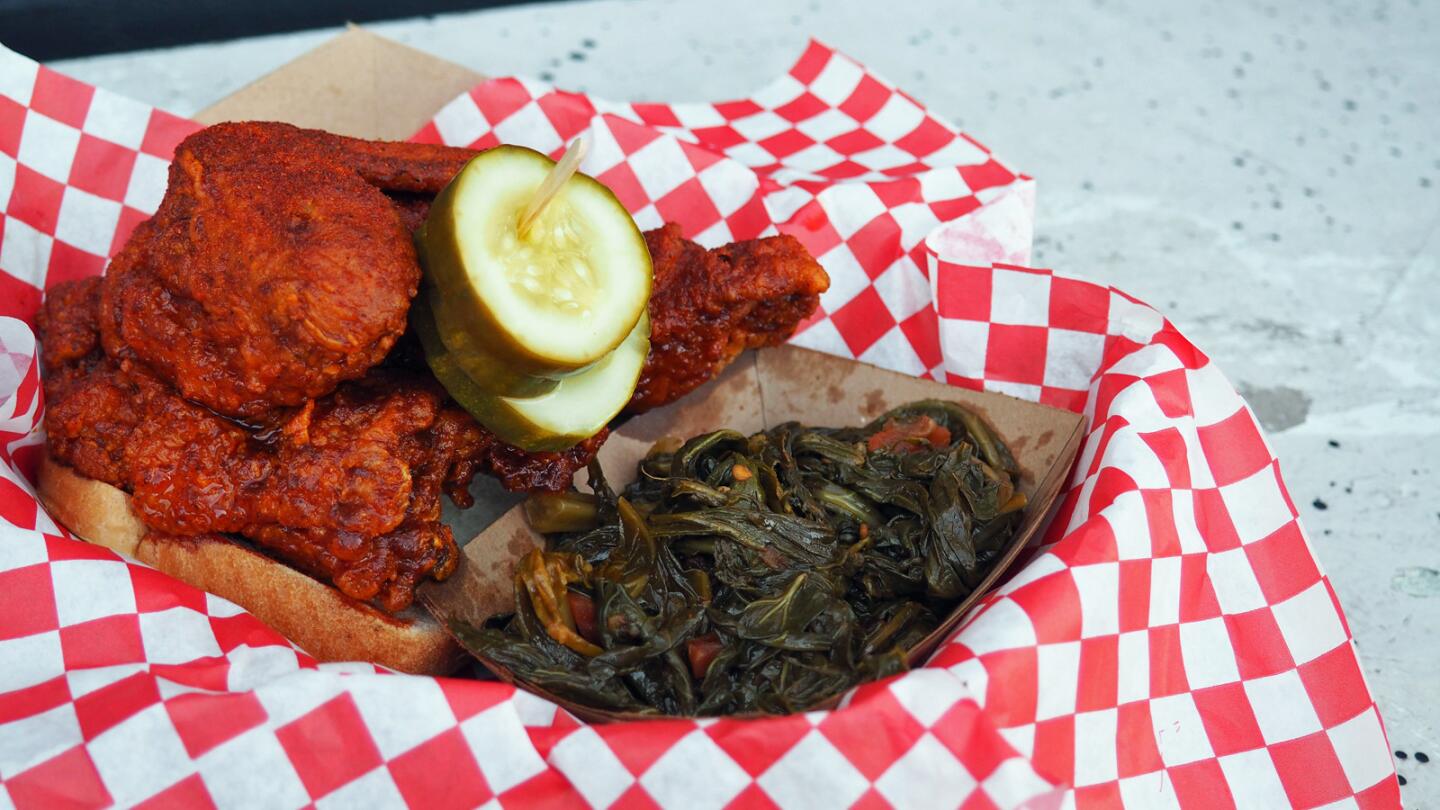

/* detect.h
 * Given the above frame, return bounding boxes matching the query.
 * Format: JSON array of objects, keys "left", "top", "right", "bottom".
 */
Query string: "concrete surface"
[{"left": 48, "top": 0, "right": 1438, "bottom": 803}]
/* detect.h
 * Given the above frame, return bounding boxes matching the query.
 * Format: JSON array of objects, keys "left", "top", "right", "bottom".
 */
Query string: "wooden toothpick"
[{"left": 518, "top": 138, "right": 587, "bottom": 237}]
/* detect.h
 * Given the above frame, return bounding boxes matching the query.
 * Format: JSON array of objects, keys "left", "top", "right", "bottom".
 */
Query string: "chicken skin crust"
[{"left": 100, "top": 122, "right": 476, "bottom": 420}]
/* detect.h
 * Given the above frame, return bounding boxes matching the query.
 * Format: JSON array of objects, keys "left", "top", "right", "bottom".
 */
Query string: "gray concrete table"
[{"left": 52, "top": 0, "right": 1438, "bottom": 803}]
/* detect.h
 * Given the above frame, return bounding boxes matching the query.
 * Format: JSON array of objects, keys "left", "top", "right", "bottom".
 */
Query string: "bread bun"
[{"left": 37, "top": 453, "right": 464, "bottom": 675}]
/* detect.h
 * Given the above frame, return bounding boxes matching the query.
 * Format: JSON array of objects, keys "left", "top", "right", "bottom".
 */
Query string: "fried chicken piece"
[
  {"left": 627, "top": 223, "right": 830, "bottom": 413},
  {"left": 101, "top": 122, "right": 476, "bottom": 420},
  {"left": 41, "top": 278, "right": 602, "bottom": 610}
]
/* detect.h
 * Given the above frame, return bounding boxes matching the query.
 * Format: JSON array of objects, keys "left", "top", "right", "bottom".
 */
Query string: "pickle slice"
[
  {"left": 418, "top": 145, "right": 651, "bottom": 376},
  {"left": 427, "top": 285, "right": 558, "bottom": 398},
  {"left": 412, "top": 294, "right": 650, "bottom": 452}
]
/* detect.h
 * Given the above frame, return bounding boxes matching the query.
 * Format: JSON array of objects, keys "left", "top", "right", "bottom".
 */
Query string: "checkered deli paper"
[{"left": 0, "top": 39, "right": 1398, "bottom": 809}]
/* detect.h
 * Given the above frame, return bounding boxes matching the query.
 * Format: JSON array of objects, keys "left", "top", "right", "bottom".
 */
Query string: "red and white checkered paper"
[{"left": 0, "top": 39, "right": 1398, "bottom": 809}]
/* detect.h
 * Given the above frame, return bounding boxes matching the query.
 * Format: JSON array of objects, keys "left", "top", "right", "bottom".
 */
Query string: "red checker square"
[
  {"left": 894, "top": 116, "right": 954, "bottom": 158},
  {"left": 706, "top": 713, "right": 812, "bottom": 778},
  {"left": 1064, "top": 519, "right": 1118, "bottom": 567},
  {"left": 139, "top": 109, "right": 200, "bottom": 160},
  {"left": 275, "top": 693, "right": 383, "bottom": 799},
  {"left": 110, "top": 206, "right": 152, "bottom": 257},
  {"left": 654, "top": 177, "right": 722, "bottom": 237},
  {"left": 758, "top": 128, "right": 815, "bottom": 160},
  {"left": 773, "top": 92, "right": 829, "bottom": 123},
  {"left": 1223, "top": 609, "right": 1295, "bottom": 680},
  {"left": 43, "top": 532, "right": 121, "bottom": 562},
  {"left": 1141, "top": 490, "right": 1183, "bottom": 557},
  {"left": 1115, "top": 701, "right": 1165, "bottom": 777},
  {"left": 929, "top": 194, "right": 982, "bottom": 221},
  {"left": 1040, "top": 386, "right": 1088, "bottom": 412},
  {"left": 151, "top": 656, "right": 231, "bottom": 692},
  {"left": 980, "top": 647, "right": 1038, "bottom": 726},
  {"left": 60, "top": 614, "right": 145, "bottom": 669},
  {"left": 166, "top": 691, "right": 268, "bottom": 758},
  {"left": 1191, "top": 488, "right": 1242, "bottom": 552},
  {"left": 498, "top": 770, "right": 587, "bottom": 807},
  {"left": 788, "top": 41, "right": 832, "bottom": 83},
  {"left": 1, "top": 96, "right": 26, "bottom": 157},
  {"left": 1245, "top": 523, "right": 1322, "bottom": 604},
  {"left": 208, "top": 613, "right": 289, "bottom": 654},
  {"left": 1008, "top": 571, "right": 1082, "bottom": 643},
  {"left": 31, "top": 67, "right": 95, "bottom": 129},
  {"left": 829, "top": 286, "right": 897, "bottom": 356},
  {"left": 0, "top": 676, "right": 71, "bottom": 725},
  {"left": 74, "top": 671, "right": 161, "bottom": 740},
  {"left": 677, "top": 139, "right": 723, "bottom": 175},
  {"left": 958, "top": 159, "right": 1017, "bottom": 192},
  {"left": 0, "top": 268, "right": 44, "bottom": 324},
  {"left": 388, "top": 726, "right": 492, "bottom": 810},
  {"left": 595, "top": 163, "right": 649, "bottom": 216},
  {"left": 930, "top": 702, "right": 1016, "bottom": 781},
  {"left": 131, "top": 565, "right": 208, "bottom": 614},
  {"left": 817, "top": 159, "right": 869, "bottom": 180},
  {"left": 1140, "top": 428, "right": 1193, "bottom": 489},
  {"left": 5, "top": 744, "right": 113, "bottom": 810},
  {"left": 1088, "top": 466, "right": 1139, "bottom": 517},
  {"left": 1191, "top": 682, "right": 1267, "bottom": 755},
  {"left": 133, "top": 774, "right": 216, "bottom": 810},
  {"left": 0, "top": 563, "right": 58, "bottom": 640},
  {"left": 1030, "top": 715, "right": 1076, "bottom": 785},
  {"left": 1090, "top": 373, "right": 1139, "bottom": 428},
  {"left": 1177, "top": 554, "right": 1222, "bottom": 622},
  {"left": 1166, "top": 759, "right": 1235, "bottom": 809},
  {"left": 713, "top": 99, "right": 763, "bottom": 120},
  {"left": 535, "top": 90, "right": 598, "bottom": 141},
  {"left": 1117, "top": 560, "right": 1153, "bottom": 633},
  {"left": 1075, "top": 783, "right": 1124, "bottom": 810},
  {"left": 838, "top": 75, "right": 891, "bottom": 122},
  {"left": 67, "top": 134, "right": 137, "bottom": 201},
  {"left": 723, "top": 195, "right": 771, "bottom": 241},
  {"left": 10, "top": 163, "right": 66, "bottom": 234},
  {"left": 870, "top": 177, "right": 921, "bottom": 210},
  {"left": 1076, "top": 635, "right": 1120, "bottom": 712},
  {"left": 1143, "top": 368, "right": 1194, "bottom": 419},
  {"left": 0, "top": 475, "right": 38, "bottom": 530},
  {"left": 881, "top": 159, "right": 932, "bottom": 178},
  {"left": 690, "top": 124, "right": 747, "bottom": 151},
  {"left": 45, "top": 240, "right": 107, "bottom": 288},
  {"left": 595, "top": 718, "right": 697, "bottom": 777},
  {"left": 471, "top": 79, "right": 531, "bottom": 125},
  {"left": 1354, "top": 775, "right": 1402, "bottom": 809},
  {"left": 1197, "top": 410, "right": 1272, "bottom": 487},
  {"left": 845, "top": 214, "right": 901, "bottom": 278},
  {"left": 778, "top": 199, "right": 842, "bottom": 257},
  {"left": 1147, "top": 624, "right": 1191, "bottom": 697},
  {"left": 631, "top": 102, "right": 681, "bottom": 128},
  {"left": 1269, "top": 732, "right": 1353, "bottom": 807},
  {"left": 983, "top": 324, "right": 1048, "bottom": 385},
  {"left": 826, "top": 128, "right": 883, "bottom": 155},
  {"left": 817, "top": 690, "right": 925, "bottom": 780},
  {"left": 959, "top": 792, "right": 1002, "bottom": 810},
  {"left": 409, "top": 120, "right": 443, "bottom": 145},
  {"left": 437, "top": 677, "right": 514, "bottom": 723},
  {"left": 1048, "top": 276, "right": 1110, "bottom": 333},
  {"left": 945, "top": 372, "right": 985, "bottom": 392},
  {"left": 1298, "top": 644, "right": 1372, "bottom": 727},
  {"left": 899, "top": 307, "right": 942, "bottom": 371}
]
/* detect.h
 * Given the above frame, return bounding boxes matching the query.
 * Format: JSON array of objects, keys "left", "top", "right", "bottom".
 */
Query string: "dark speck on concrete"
[
  {"left": 1418, "top": 751, "right": 1431, "bottom": 763},
  {"left": 1397, "top": 750, "right": 1408, "bottom": 760},
  {"left": 539, "top": 71, "right": 554, "bottom": 82},
  {"left": 1324, "top": 529, "right": 1333, "bottom": 535},
  {"left": 568, "top": 51, "right": 585, "bottom": 61},
  {"left": 1343, "top": 99, "right": 1357, "bottom": 111},
  {"left": 1232, "top": 221, "right": 1244, "bottom": 230},
  {"left": 1422, "top": 178, "right": 1432, "bottom": 188},
  {"left": 1399, "top": 775, "right": 1408, "bottom": 786},
  {"left": 1313, "top": 498, "right": 1329, "bottom": 510},
  {"left": 1081, "top": 180, "right": 1094, "bottom": 191},
  {"left": 582, "top": 38, "right": 596, "bottom": 48},
  {"left": 1328, "top": 439, "right": 1341, "bottom": 447},
  {"left": 1234, "top": 156, "right": 1246, "bottom": 167}
]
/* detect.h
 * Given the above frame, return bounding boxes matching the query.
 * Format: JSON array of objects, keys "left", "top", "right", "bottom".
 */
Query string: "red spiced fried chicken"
[{"left": 40, "top": 122, "right": 827, "bottom": 614}]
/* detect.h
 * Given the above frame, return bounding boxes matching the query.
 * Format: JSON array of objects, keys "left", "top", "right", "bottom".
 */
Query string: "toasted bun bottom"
[{"left": 37, "top": 453, "right": 464, "bottom": 675}]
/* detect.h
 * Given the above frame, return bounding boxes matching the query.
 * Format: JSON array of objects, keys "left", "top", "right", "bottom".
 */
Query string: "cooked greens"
[{"left": 455, "top": 400, "right": 1027, "bottom": 716}]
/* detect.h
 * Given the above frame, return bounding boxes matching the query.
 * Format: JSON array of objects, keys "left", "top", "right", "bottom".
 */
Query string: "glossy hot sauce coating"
[
  {"left": 42, "top": 279, "right": 603, "bottom": 611},
  {"left": 627, "top": 223, "right": 831, "bottom": 413},
  {"left": 100, "top": 122, "right": 476, "bottom": 420}
]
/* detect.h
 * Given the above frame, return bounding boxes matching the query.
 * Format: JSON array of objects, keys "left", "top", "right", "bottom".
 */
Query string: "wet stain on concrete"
[
  {"left": 1238, "top": 383, "right": 1313, "bottom": 431},
  {"left": 1392, "top": 566, "right": 1440, "bottom": 598}
]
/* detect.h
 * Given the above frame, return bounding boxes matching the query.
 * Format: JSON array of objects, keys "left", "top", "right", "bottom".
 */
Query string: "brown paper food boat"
[{"left": 198, "top": 27, "right": 1086, "bottom": 721}]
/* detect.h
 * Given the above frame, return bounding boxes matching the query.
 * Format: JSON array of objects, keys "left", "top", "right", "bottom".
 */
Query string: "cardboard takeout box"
[{"left": 195, "top": 28, "right": 1085, "bottom": 718}]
